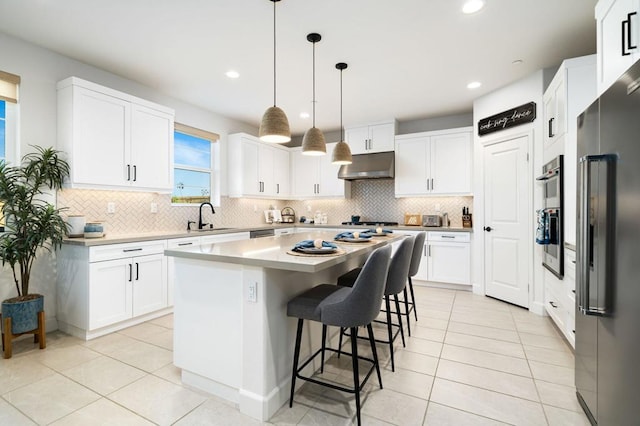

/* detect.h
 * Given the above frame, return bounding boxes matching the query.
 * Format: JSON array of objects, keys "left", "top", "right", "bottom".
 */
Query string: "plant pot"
[{"left": 1, "top": 294, "right": 44, "bottom": 335}]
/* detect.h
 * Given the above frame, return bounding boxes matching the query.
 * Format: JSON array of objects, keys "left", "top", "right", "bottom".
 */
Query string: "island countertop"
[{"left": 164, "top": 230, "right": 403, "bottom": 274}]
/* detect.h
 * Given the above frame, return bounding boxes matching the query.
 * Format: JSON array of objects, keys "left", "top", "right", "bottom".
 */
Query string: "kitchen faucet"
[{"left": 198, "top": 202, "right": 216, "bottom": 230}]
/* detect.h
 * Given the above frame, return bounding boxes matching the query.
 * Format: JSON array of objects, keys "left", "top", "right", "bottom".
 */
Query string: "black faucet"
[{"left": 198, "top": 202, "right": 215, "bottom": 230}]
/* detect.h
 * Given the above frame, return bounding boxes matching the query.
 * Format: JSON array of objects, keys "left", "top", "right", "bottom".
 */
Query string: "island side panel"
[{"left": 173, "top": 257, "right": 243, "bottom": 401}]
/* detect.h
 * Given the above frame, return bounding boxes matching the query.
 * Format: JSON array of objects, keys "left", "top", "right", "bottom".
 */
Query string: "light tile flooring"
[{"left": 0, "top": 287, "right": 590, "bottom": 425}]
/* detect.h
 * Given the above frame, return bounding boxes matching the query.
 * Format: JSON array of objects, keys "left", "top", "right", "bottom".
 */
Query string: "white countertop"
[
  {"left": 62, "top": 224, "right": 471, "bottom": 247},
  {"left": 165, "top": 230, "right": 404, "bottom": 273}
]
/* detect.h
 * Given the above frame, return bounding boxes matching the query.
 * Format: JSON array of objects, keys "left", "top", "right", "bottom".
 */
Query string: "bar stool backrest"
[
  {"left": 320, "top": 245, "right": 391, "bottom": 328},
  {"left": 385, "top": 236, "right": 415, "bottom": 296},
  {"left": 408, "top": 232, "right": 427, "bottom": 278}
]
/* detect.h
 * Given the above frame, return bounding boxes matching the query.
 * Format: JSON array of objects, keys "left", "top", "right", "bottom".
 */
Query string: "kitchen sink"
[{"left": 191, "top": 227, "right": 236, "bottom": 232}]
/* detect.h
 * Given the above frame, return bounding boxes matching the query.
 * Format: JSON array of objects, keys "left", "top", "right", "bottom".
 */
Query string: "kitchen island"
[{"left": 165, "top": 230, "right": 403, "bottom": 421}]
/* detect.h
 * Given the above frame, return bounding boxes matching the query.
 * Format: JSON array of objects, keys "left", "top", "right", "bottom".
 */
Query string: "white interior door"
[{"left": 483, "top": 135, "right": 530, "bottom": 307}]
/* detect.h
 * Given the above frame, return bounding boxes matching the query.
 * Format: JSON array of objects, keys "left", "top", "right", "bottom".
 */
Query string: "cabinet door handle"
[
  {"left": 127, "top": 164, "right": 131, "bottom": 181},
  {"left": 316, "top": 183, "right": 320, "bottom": 194},
  {"left": 423, "top": 244, "right": 427, "bottom": 257},
  {"left": 135, "top": 263, "right": 139, "bottom": 280},
  {"left": 427, "top": 179, "right": 430, "bottom": 191},
  {"left": 622, "top": 13, "right": 637, "bottom": 56},
  {"left": 128, "top": 264, "right": 132, "bottom": 282},
  {"left": 133, "top": 165, "right": 137, "bottom": 182},
  {"left": 277, "top": 183, "right": 279, "bottom": 194},
  {"left": 549, "top": 301, "right": 558, "bottom": 308},
  {"left": 548, "top": 118, "right": 554, "bottom": 138},
  {"left": 431, "top": 178, "right": 434, "bottom": 190},
  {"left": 428, "top": 245, "right": 431, "bottom": 257}
]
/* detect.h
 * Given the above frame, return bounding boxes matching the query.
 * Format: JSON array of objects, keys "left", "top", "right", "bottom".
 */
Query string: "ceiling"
[{"left": 0, "top": 0, "right": 598, "bottom": 135}]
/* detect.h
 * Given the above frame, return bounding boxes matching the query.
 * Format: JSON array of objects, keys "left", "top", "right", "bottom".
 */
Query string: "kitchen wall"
[{"left": 57, "top": 182, "right": 472, "bottom": 234}]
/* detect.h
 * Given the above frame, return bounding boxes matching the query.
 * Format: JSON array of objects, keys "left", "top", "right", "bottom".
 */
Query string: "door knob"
[{"left": 483, "top": 226, "right": 492, "bottom": 232}]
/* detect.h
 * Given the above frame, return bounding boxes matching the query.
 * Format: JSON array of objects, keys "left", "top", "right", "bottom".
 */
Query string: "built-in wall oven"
[{"left": 536, "top": 155, "right": 564, "bottom": 278}]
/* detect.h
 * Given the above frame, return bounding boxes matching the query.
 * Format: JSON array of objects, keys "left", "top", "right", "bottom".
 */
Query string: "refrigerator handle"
[{"left": 578, "top": 154, "right": 616, "bottom": 316}]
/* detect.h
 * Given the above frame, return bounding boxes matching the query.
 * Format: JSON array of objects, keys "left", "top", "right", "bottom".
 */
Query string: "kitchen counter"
[
  {"left": 168, "top": 230, "right": 402, "bottom": 421},
  {"left": 63, "top": 224, "right": 471, "bottom": 246}
]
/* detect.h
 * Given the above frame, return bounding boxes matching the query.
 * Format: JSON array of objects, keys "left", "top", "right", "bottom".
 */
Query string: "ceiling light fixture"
[
  {"left": 301, "top": 33, "right": 326, "bottom": 156},
  {"left": 332, "top": 62, "right": 352, "bottom": 165},
  {"left": 258, "top": 0, "right": 291, "bottom": 143},
  {"left": 462, "top": 0, "right": 486, "bottom": 14},
  {"left": 467, "top": 81, "right": 482, "bottom": 89},
  {"left": 225, "top": 70, "right": 240, "bottom": 79}
]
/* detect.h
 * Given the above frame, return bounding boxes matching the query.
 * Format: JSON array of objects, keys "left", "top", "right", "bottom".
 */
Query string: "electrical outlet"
[
  {"left": 248, "top": 282, "right": 257, "bottom": 303},
  {"left": 435, "top": 203, "right": 441, "bottom": 212},
  {"left": 107, "top": 202, "right": 116, "bottom": 214},
  {"left": 307, "top": 205, "right": 312, "bottom": 212},
  {"left": 150, "top": 203, "right": 158, "bottom": 213},
  {"left": 253, "top": 205, "right": 257, "bottom": 213}
]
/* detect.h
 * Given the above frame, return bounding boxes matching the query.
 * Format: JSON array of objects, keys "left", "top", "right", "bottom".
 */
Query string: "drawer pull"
[
  {"left": 441, "top": 235, "right": 456, "bottom": 239},
  {"left": 178, "top": 242, "right": 193, "bottom": 246},
  {"left": 123, "top": 248, "right": 143, "bottom": 252},
  {"left": 549, "top": 301, "right": 558, "bottom": 308}
]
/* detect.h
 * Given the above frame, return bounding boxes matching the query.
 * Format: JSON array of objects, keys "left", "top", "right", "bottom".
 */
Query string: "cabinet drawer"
[
  {"left": 90, "top": 240, "right": 167, "bottom": 262},
  {"left": 428, "top": 232, "right": 470, "bottom": 242}
]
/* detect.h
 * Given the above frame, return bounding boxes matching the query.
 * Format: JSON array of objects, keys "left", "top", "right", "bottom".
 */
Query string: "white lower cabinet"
[
  {"left": 545, "top": 248, "right": 576, "bottom": 348},
  {"left": 58, "top": 240, "right": 168, "bottom": 339},
  {"left": 399, "top": 230, "right": 471, "bottom": 286},
  {"left": 166, "top": 236, "right": 201, "bottom": 306}
]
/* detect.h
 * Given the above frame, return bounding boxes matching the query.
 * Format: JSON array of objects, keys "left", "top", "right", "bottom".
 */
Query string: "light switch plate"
[
  {"left": 150, "top": 203, "right": 158, "bottom": 213},
  {"left": 107, "top": 202, "right": 116, "bottom": 214},
  {"left": 248, "top": 282, "right": 257, "bottom": 303}
]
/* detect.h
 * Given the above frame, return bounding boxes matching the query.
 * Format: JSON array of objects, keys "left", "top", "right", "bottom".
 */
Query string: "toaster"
[{"left": 422, "top": 215, "right": 442, "bottom": 227}]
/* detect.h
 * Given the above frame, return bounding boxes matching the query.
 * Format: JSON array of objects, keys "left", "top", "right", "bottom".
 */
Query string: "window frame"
[{"left": 171, "top": 123, "right": 220, "bottom": 207}]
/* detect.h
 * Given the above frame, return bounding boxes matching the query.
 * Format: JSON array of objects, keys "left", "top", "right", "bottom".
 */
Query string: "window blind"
[
  {"left": 0, "top": 70, "right": 20, "bottom": 103},
  {"left": 175, "top": 123, "right": 219, "bottom": 142}
]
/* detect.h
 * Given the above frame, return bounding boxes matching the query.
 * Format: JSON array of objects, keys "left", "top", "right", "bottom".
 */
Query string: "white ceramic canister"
[{"left": 66, "top": 215, "right": 86, "bottom": 238}]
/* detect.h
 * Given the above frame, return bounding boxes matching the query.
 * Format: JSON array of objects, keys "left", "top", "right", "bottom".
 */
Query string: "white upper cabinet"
[
  {"left": 227, "top": 133, "right": 290, "bottom": 199},
  {"left": 290, "top": 143, "right": 351, "bottom": 199},
  {"left": 345, "top": 120, "right": 397, "bottom": 155},
  {"left": 395, "top": 127, "right": 472, "bottom": 197},
  {"left": 57, "top": 77, "right": 174, "bottom": 192},
  {"left": 596, "top": 0, "right": 640, "bottom": 94},
  {"left": 542, "top": 55, "right": 596, "bottom": 246}
]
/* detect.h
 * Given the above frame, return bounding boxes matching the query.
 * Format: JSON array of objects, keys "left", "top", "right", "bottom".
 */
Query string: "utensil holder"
[{"left": 462, "top": 214, "right": 473, "bottom": 228}]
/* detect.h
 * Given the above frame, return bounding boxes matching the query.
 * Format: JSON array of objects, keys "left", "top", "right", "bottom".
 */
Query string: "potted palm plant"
[{"left": 0, "top": 146, "right": 69, "bottom": 358}]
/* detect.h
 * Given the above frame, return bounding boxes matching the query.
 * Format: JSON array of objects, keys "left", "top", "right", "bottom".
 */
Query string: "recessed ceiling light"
[
  {"left": 300, "top": 112, "right": 310, "bottom": 119},
  {"left": 225, "top": 70, "right": 240, "bottom": 79},
  {"left": 462, "top": 0, "right": 486, "bottom": 14},
  {"left": 467, "top": 81, "right": 482, "bottom": 89}
]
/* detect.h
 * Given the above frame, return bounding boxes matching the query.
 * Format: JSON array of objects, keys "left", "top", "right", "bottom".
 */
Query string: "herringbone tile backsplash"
[{"left": 57, "top": 180, "right": 473, "bottom": 235}]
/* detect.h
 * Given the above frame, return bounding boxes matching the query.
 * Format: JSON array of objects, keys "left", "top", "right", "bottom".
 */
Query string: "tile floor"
[{"left": 0, "top": 287, "right": 590, "bottom": 425}]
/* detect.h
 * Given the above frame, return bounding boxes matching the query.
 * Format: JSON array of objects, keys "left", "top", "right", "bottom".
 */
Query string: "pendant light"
[
  {"left": 332, "top": 62, "right": 353, "bottom": 165},
  {"left": 301, "top": 33, "right": 327, "bottom": 156},
  {"left": 259, "top": 0, "right": 291, "bottom": 143}
]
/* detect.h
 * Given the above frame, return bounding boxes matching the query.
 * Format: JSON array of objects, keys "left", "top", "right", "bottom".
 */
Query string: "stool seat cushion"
[{"left": 287, "top": 284, "right": 350, "bottom": 321}]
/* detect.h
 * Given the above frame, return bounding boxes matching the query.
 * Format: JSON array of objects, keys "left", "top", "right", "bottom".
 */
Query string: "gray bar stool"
[
  {"left": 287, "top": 245, "right": 391, "bottom": 426},
  {"left": 403, "top": 231, "right": 426, "bottom": 336},
  {"left": 337, "top": 236, "right": 416, "bottom": 371}
]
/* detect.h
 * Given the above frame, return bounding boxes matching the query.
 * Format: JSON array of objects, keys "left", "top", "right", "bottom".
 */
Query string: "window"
[
  {"left": 0, "top": 70, "right": 20, "bottom": 165},
  {"left": 172, "top": 123, "right": 220, "bottom": 205}
]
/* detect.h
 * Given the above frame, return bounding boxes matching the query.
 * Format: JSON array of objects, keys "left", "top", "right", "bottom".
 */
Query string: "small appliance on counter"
[
  {"left": 462, "top": 206, "right": 473, "bottom": 228},
  {"left": 422, "top": 215, "right": 442, "bottom": 227},
  {"left": 281, "top": 207, "right": 296, "bottom": 223},
  {"left": 264, "top": 209, "right": 282, "bottom": 224},
  {"left": 404, "top": 213, "right": 421, "bottom": 226}
]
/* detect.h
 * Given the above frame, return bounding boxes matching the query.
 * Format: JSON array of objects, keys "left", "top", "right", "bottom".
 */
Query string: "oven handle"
[{"left": 578, "top": 154, "right": 616, "bottom": 316}]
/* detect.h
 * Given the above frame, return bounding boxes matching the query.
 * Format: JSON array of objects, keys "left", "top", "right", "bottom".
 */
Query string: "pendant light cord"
[
  {"left": 312, "top": 40, "right": 316, "bottom": 127},
  {"left": 273, "top": 0, "right": 277, "bottom": 107},
  {"left": 340, "top": 68, "right": 344, "bottom": 141}
]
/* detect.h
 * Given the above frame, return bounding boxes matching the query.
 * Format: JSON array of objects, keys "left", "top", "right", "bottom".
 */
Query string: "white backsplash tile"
[{"left": 57, "top": 181, "right": 472, "bottom": 235}]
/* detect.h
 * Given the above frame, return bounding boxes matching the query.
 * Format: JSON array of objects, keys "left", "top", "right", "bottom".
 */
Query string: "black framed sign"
[{"left": 478, "top": 102, "right": 536, "bottom": 136}]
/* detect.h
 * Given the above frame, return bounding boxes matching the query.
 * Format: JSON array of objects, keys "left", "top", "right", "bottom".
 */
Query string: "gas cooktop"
[{"left": 341, "top": 221, "right": 399, "bottom": 226}]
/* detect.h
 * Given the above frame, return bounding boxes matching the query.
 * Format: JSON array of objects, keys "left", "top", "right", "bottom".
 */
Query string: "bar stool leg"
[
  {"left": 409, "top": 277, "right": 418, "bottom": 321},
  {"left": 367, "top": 323, "right": 383, "bottom": 389},
  {"left": 337, "top": 327, "right": 344, "bottom": 358},
  {"left": 385, "top": 296, "right": 395, "bottom": 372},
  {"left": 320, "top": 325, "right": 327, "bottom": 373},
  {"left": 403, "top": 287, "right": 412, "bottom": 337},
  {"left": 289, "top": 319, "right": 304, "bottom": 407},
  {"left": 393, "top": 294, "right": 405, "bottom": 347},
  {"left": 350, "top": 326, "right": 361, "bottom": 426}
]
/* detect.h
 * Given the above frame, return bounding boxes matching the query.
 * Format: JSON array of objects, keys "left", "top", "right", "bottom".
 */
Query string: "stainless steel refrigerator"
[{"left": 575, "top": 60, "right": 640, "bottom": 425}]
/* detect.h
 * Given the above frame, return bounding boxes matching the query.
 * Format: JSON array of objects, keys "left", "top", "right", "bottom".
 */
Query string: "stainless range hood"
[{"left": 338, "top": 151, "right": 395, "bottom": 180}]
